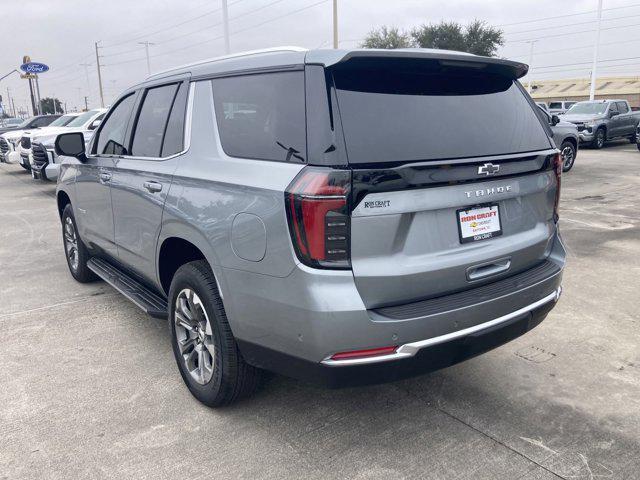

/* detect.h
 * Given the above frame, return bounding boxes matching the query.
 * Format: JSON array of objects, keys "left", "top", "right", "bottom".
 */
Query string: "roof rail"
[{"left": 147, "top": 46, "right": 308, "bottom": 80}]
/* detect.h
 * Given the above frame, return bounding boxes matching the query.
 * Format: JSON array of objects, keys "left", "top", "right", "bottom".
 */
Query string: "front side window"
[
  {"left": 616, "top": 101, "right": 629, "bottom": 114},
  {"left": 131, "top": 83, "right": 179, "bottom": 157},
  {"left": 212, "top": 72, "right": 306, "bottom": 162},
  {"left": 96, "top": 94, "right": 136, "bottom": 155},
  {"left": 609, "top": 102, "right": 619, "bottom": 114}
]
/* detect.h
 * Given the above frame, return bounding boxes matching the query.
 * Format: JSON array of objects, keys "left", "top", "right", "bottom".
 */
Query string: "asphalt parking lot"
[{"left": 1, "top": 143, "right": 639, "bottom": 480}]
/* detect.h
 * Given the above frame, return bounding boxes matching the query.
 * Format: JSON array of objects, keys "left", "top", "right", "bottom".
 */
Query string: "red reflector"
[{"left": 330, "top": 346, "right": 398, "bottom": 361}]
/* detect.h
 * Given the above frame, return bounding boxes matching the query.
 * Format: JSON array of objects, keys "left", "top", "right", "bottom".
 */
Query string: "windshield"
[
  {"left": 48, "top": 115, "right": 77, "bottom": 127},
  {"left": 565, "top": 103, "right": 608, "bottom": 115},
  {"left": 2, "top": 118, "right": 23, "bottom": 126},
  {"left": 16, "top": 117, "right": 36, "bottom": 128},
  {"left": 332, "top": 65, "right": 550, "bottom": 163},
  {"left": 66, "top": 110, "right": 100, "bottom": 128}
]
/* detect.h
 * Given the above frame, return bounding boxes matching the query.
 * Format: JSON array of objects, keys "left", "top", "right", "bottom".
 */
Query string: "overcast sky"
[{"left": 1, "top": 0, "right": 639, "bottom": 114}]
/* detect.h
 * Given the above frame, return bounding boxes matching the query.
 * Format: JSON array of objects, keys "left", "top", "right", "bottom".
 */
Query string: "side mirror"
[
  {"left": 610, "top": 110, "right": 620, "bottom": 118},
  {"left": 551, "top": 114, "right": 560, "bottom": 126},
  {"left": 89, "top": 119, "right": 101, "bottom": 130},
  {"left": 55, "top": 132, "right": 87, "bottom": 162}
]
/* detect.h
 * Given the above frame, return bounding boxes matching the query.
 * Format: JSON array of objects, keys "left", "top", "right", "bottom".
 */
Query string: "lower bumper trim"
[{"left": 321, "top": 287, "right": 562, "bottom": 367}]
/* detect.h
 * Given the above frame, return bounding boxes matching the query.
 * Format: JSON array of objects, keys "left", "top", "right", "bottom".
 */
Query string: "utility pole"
[
  {"left": 589, "top": 0, "right": 604, "bottom": 100},
  {"left": 6, "top": 87, "right": 14, "bottom": 117},
  {"left": 95, "top": 41, "right": 105, "bottom": 108},
  {"left": 526, "top": 40, "right": 538, "bottom": 94},
  {"left": 332, "top": 0, "right": 338, "bottom": 49},
  {"left": 138, "top": 41, "right": 155, "bottom": 76},
  {"left": 84, "top": 96, "right": 88, "bottom": 111},
  {"left": 222, "top": 0, "right": 230, "bottom": 54}
]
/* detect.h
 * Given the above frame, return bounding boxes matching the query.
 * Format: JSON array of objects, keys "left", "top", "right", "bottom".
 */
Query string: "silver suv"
[{"left": 55, "top": 48, "right": 565, "bottom": 406}]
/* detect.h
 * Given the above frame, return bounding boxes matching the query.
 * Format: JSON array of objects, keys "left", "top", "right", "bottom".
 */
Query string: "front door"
[
  {"left": 110, "top": 81, "right": 189, "bottom": 284},
  {"left": 76, "top": 93, "right": 138, "bottom": 256}
]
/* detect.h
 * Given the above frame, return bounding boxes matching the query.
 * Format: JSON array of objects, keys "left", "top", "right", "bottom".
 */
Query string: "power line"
[
  {"left": 104, "top": 0, "right": 329, "bottom": 67},
  {"left": 496, "top": 2, "right": 640, "bottom": 27},
  {"left": 505, "top": 20, "right": 640, "bottom": 43},
  {"left": 504, "top": 12, "right": 640, "bottom": 36}
]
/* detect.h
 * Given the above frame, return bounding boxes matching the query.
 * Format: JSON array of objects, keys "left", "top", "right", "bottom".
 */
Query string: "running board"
[{"left": 88, "top": 257, "right": 168, "bottom": 319}]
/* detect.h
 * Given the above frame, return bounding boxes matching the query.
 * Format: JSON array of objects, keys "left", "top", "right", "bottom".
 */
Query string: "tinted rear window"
[
  {"left": 332, "top": 66, "right": 550, "bottom": 164},
  {"left": 212, "top": 72, "right": 306, "bottom": 162}
]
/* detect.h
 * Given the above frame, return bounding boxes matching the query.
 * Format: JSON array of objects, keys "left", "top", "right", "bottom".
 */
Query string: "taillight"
[
  {"left": 552, "top": 153, "right": 562, "bottom": 223},
  {"left": 285, "top": 167, "right": 351, "bottom": 269}
]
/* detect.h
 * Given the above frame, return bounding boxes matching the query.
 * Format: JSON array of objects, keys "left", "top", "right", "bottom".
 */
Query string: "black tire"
[
  {"left": 630, "top": 133, "right": 637, "bottom": 144},
  {"left": 560, "top": 140, "right": 577, "bottom": 172},
  {"left": 169, "top": 260, "right": 262, "bottom": 407},
  {"left": 637, "top": 141, "right": 640, "bottom": 152},
  {"left": 61, "top": 204, "right": 97, "bottom": 283},
  {"left": 591, "top": 128, "right": 606, "bottom": 149}
]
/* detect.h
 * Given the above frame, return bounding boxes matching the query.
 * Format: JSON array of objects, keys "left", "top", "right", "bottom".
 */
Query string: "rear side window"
[
  {"left": 616, "top": 101, "right": 629, "bottom": 113},
  {"left": 96, "top": 94, "right": 136, "bottom": 155},
  {"left": 161, "top": 82, "right": 189, "bottom": 157},
  {"left": 549, "top": 102, "right": 562, "bottom": 109},
  {"left": 131, "top": 83, "right": 179, "bottom": 157},
  {"left": 331, "top": 64, "right": 551, "bottom": 164},
  {"left": 212, "top": 72, "right": 306, "bottom": 162}
]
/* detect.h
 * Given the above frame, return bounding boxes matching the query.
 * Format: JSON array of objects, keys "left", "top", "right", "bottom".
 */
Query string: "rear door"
[
  {"left": 110, "top": 80, "right": 190, "bottom": 283},
  {"left": 616, "top": 101, "right": 634, "bottom": 135},
  {"left": 329, "top": 60, "right": 556, "bottom": 308}
]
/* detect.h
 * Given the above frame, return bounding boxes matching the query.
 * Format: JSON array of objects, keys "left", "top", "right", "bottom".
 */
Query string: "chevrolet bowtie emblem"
[{"left": 478, "top": 163, "right": 500, "bottom": 176}]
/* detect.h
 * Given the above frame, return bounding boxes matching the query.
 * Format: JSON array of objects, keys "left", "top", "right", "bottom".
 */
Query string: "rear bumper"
[
  {"left": 228, "top": 231, "right": 566, "bottom": 385},
  {"left": 239, "top": 290, "right": 559, "bottom": 387}
]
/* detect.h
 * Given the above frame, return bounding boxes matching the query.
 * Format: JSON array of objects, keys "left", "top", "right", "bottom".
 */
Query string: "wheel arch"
[
  {"left": 156, "top": 225, "right": 223, "bottom": 297},
  {"left": 57, "top": 190, "right": 71, "bottom": 219}
]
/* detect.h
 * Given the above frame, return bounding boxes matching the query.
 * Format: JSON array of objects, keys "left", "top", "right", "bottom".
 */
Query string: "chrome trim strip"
[{"left": 321, "top": 287, "right": 561, "bottom": 367}]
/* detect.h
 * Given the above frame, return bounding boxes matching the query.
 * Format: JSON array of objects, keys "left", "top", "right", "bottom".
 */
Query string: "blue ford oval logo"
[{"left": 20, "top": 62, "right": 49, "bottom": 74}]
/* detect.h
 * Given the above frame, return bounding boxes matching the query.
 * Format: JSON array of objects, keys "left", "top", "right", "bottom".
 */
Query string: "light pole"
[
  {"left": 79, "top": 62, "right": 92, "bottom": 102},
  {"left": 589, "top": 0, "right": 604, "bottom": 100},
  {"left": 222, "top": 0, "right": 230, "bottom": 54},
  {"left": 526, "top": 40, "right": 538, "bottom": 94},
  {"left": 138, "top": 41, "right": 155, "bottom": 76},
  {"left": 332, "top": 0, "right": 338, "bottom": 49},
  {"left": 95, "top": 41, "right": 105, "bottom": 108}
]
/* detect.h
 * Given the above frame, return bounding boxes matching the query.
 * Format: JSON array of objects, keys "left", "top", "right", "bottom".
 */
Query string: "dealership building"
[{"left": 530, "top": 76, "right": 640, "bottom": 108}]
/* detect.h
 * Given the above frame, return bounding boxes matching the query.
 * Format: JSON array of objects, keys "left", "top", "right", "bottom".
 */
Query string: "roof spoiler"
[{"left": 306, "top": 49, "right": 529, "bottom": 80}]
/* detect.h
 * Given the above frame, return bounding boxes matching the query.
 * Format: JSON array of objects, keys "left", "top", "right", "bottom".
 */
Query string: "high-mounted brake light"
[
  {"left": 285, "top": 167, "right": 351, "bottom": 269},
  {"left": 552, "top": 153, "right": 562, "bottom": 223}
]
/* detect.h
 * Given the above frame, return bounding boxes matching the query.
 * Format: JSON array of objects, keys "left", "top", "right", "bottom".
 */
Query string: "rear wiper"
[{"left": 276, "top": 141, "right": 304, "bottom": 163}]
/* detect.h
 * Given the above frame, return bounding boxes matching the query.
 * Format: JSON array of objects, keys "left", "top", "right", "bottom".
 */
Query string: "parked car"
[
  {"left": 538, "top": 106, "right": 579, "bottom": 171},
  {"left": 0, "top": 114, "right": 60, "bottom": 135},
  {"left": 12, "top": 113, "right": 82, "bottom": 171},
  {"left": 536, "top": 102, "right": 549, "bottom": 113},
  {"left": 30, "top": 109, "right": 106, "bottom": 181},
  {"left": 55, "top": 47, "right": 564, "bottom": 406},
  {"left": 0, "top": 114, "right": 62, "bottom": 163},
  {"left": 0, "top": 117, "right": 24, "bottom": 129},
  {"left": 559, "top": 99, "right": 640, "bottom": 149},
  {"left": 548, "top": 101, "right": 576, "bottom": 115},
  {"left": 637, "top": 124, "right": 640, "bottom": 151}
]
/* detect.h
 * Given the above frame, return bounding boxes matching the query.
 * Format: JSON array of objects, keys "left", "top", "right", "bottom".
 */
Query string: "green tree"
[
  {"left": 361, "top": 26, "right": 413, "bottom": 49},
  {"left": 412, "top": 20, "right": 504, "bottom": 56},
  {"left": 39, "top": 97, "right": 63, "bottom": 115},
  {"left": 462, "top": 20, "right": 504, "bottom": 56}
]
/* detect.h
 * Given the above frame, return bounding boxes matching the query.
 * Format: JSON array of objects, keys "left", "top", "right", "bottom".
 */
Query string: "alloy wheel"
[
  {"left": 561, "top": 145, "right": 575, "bottom": 170},
  {"left": 174, "top": 288, "right": 215, "bottom": 385},
  {"left": 64, "top": 216, "right": 79, "bottom": 272}
]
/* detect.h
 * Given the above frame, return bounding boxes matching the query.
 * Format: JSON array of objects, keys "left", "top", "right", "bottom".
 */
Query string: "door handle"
[
  {"left": 143, "top": 181, "right": 163, "bottom": 193},
  {"left": 99, "top": 172, "right": 112, "bottom": 182}
]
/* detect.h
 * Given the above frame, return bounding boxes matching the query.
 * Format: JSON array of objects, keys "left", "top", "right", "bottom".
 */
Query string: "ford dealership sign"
[{"left": 20, "top": 62, "right": 49, "bottom": 74}]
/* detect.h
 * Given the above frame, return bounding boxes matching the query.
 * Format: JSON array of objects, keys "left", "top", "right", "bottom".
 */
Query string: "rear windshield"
[{"left": 332, "top": 66, "right": 550, "bottom": 164}]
